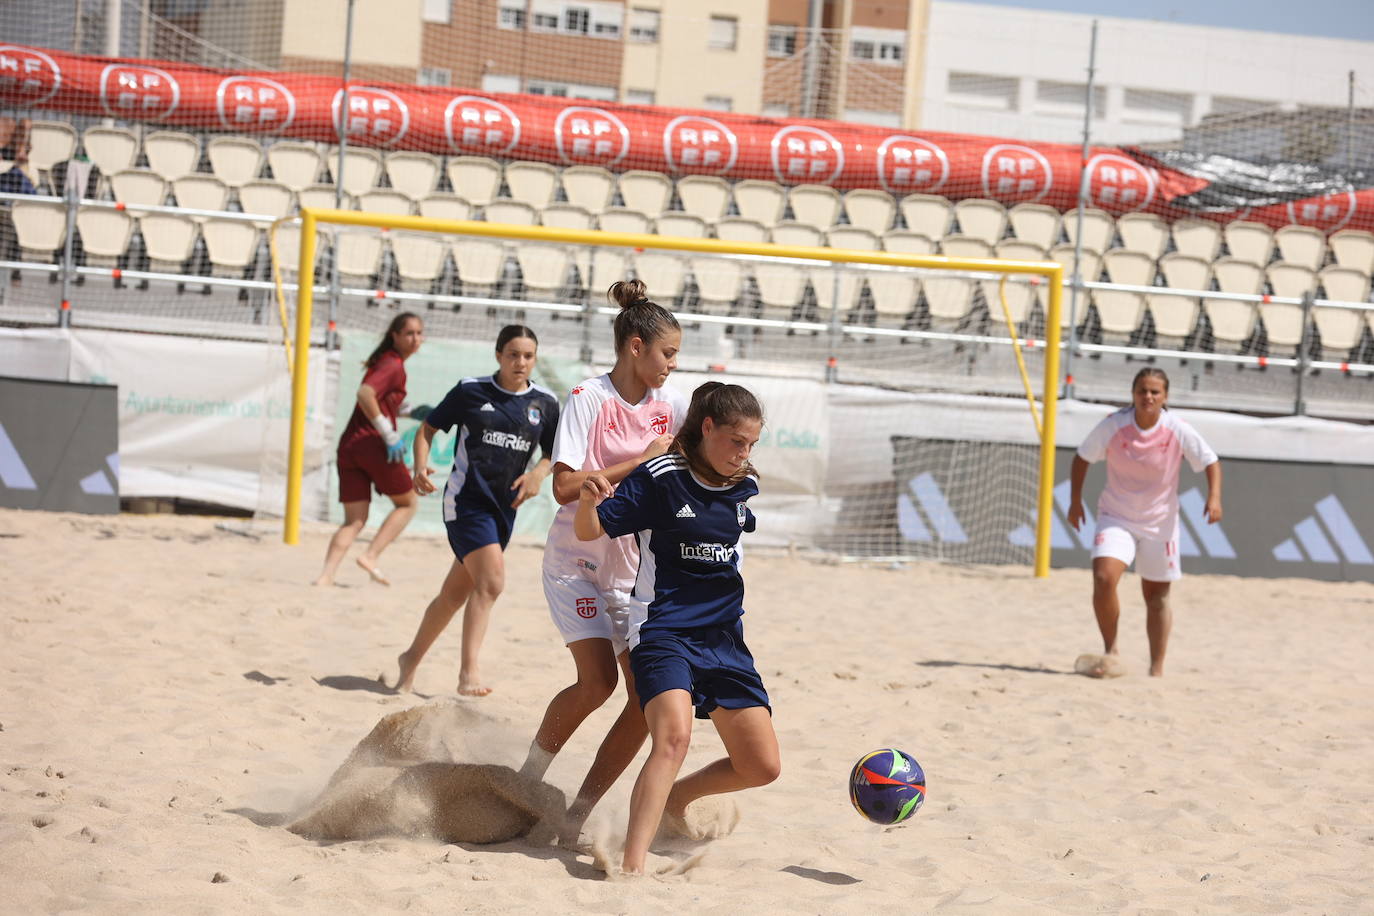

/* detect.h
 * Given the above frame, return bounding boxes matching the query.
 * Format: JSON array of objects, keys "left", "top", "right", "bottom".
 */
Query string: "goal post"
[{"left": 281, "top": 207, "right": 1064, "bottom": 577}]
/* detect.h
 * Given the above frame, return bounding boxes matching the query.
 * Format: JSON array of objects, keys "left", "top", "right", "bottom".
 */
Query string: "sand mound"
[{"left": 288, "top": 702, "right": 565, "bottom": 845}]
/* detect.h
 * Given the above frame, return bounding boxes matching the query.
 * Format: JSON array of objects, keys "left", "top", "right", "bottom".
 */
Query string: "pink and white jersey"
[
  {"left": 543, "top": 375, "right": 688, "bottom": 592},
  {"left": 1077, "top": 407, "right": 1218, "bottom": 539}
]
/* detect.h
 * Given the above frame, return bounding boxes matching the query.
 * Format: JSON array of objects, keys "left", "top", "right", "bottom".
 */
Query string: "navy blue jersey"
[
  {"left": 597, "top": 453, "right": 758, "bottom": 641},
  {"left": 426, "top": 376, "right": 560, "bottom": 531}
]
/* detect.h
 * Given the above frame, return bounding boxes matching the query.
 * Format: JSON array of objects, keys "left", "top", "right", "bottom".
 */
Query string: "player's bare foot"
[
  {"left": 311, "top": 574, "right": 333, "bottom": 587},
  {"left": 457, "top": 674, "right": 493, "bottom": 697},
  {"left": 355, "top": 556, "right": 390, "bottom": 586},
  {"left": 1074, "top": 652, "right": 1127, "bottom": 678},
  {"left": 394, "top": 651, "right": 419, "bottom": 693}
]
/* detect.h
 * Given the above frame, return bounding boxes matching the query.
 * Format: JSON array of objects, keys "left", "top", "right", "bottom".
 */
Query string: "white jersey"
[
  {"left": 542, "top": 374, "right": 689, "bottom": 593},
  {"left": 1077, "top": 407, "right": 1218, "bottom": 540}
]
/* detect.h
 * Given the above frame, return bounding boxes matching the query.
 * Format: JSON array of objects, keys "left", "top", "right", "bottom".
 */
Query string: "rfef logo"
[
  {"left": 663, "top": 115, "right": 738, "bottom": 174},
  {"left": 770, "top": 125, "right": 844, "bottom": 185},
  {"left": 0, "top": 46, "right": 61, "bottom": 107},
  {"left": 555, "top": 106, "right": 630, "bottom": 166},
  {"left": 1085, "top": 153, "right": 1157, "bottom": 211},
  {"left": 650, "top": 413, "right": 669, "bottom": 436},
  {"left": 876, "top": 135, "right": 950, "bottom": 195},
  {"left": 216, "top": 76, "right": 296, "bottom": 133},
  {"left": 100, "top": 64, "right": 181, "bottom": 121},
  {"left": 332, "top": 87, "right": 411, "bottom": 147},
  {"left": 444, "top": 95, "right": 521, "bottom": 155},
  {"left": 980, "top": 144, "right": 1052, "bottom": 203},
  {"left": 575, "top": 597, "right": 598, "bottom": 619},
  {"left": 1286, "top": 189, "right": 1356, "bottom": 234}
]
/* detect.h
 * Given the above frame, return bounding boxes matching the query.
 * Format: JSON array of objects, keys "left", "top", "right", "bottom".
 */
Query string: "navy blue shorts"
[
  {"left": 631, "top": 620, "right": 771, "bottom": 720},
  {"left": 444, "top": 507, "right": 509, "bottom": 560}
]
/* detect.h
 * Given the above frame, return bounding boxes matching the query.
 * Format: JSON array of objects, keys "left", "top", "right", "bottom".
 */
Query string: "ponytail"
[{"left": 608, "top": 278, "right": 679, "bottom": 355}]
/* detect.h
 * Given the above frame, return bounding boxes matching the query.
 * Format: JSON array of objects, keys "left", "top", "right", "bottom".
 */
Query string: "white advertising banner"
[{"left": 66, "top": 329, "right": 334, "bottom": 513}]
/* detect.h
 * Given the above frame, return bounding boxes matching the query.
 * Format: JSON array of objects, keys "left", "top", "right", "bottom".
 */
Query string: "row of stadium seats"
[
  {"left": 9, "top": 193, "right": 1370, "bottom": 360},
  {"left": 14, "top": 121, "right": 1374, "bottom": 281}
]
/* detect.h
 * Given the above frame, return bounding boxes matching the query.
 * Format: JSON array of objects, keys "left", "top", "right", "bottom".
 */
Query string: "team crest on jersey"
[
  {"left": 527, "top": 405, "right": 542, "bottom": 425},
  {"left": 737, "top": 502, "right": 748, "bottom": 528},
  {"left": 650, "top": 413, "right": 669, "bottom": 436}
]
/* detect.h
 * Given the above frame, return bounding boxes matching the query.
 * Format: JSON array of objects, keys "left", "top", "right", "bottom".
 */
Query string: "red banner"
[{"left": 3, "top": 44, "right": 1370, "bottom": 232}]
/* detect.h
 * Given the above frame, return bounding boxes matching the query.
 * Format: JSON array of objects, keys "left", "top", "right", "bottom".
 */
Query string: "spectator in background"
[{"left": 0, "top": 118, "right": 38, "bottom": 195}]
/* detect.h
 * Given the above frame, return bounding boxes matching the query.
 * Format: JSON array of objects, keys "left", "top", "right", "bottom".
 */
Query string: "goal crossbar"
[{"left": 284, "top": 207, "right": 1065, "bottom": 577}]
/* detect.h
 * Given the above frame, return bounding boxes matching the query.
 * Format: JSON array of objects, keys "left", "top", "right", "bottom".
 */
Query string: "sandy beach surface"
[{"left": 2, "top": 507, "right": 1372, "bottom": 914}]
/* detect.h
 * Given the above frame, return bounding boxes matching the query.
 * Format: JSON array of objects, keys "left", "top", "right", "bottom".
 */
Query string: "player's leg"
[
  {"left": 521, "top": 637, "right": 619, "bottom": 779},
  {"left": 1091, "top": 555, "right": 1128, "bottom": 653},
  {"left": 622, "top": 688, "right": 695, "bottom": 875},
  {"left": 456, "top": 542, "right": 505, "bottom": 696},
  {"left": 395, "top": 555, "right": 474, "bottom": 692},
  {"left": 1135, "top": 534, "right": 1180, "bottom": 677},
  {"left": 667, "top": 704, "right": 780, "bottom": 816},
  {"left": 355, "top": 488, "right": 417, "bottom": 584},
  {"left": 1142, "top": 579, "right": 1172, "bottom": 676},
  {"left": 314, "top": 499, "right": 369, "bottom": 586},
  {"left": 564, "top": 650, "right": 649, "bottom": 831}
]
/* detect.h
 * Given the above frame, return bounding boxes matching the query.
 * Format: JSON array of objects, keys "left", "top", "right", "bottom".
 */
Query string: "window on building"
[
  {"left": 763, "top": 102, "right": 790, "bottom": 118},
  {"left": 565, "top": 7, "right": 590, "bottom": 34},
  {"left": 1035, "top": 80, "right": 1106, "bottom": 118},
  {"left": 482, "top": 74, "right": 521, "bottom": 94},
  {"left": 532, "top": 12, "right": 560, "bottom": 30},
  {"left": 422, "top": 0, "right": 450, "bottom": 24},
  {"left": 851, "top": 40, "right": 874, "bottom": 60},
  {"left": 878, "top": 42, "right": 903, "bottom": 63},
  {"left": 704, "top": 95, "right": 733, "bottom": 112},
  {"left": 946, "top": 71, "right": 1018, "bottom": 111},
  {"left": 498, "top": 5, "right": 526, "bottom": 30},
  {"left": 843, "top": 108, "right": 900, "bottom": 127},
  {"left": 625, "top": 88, "right": 656, "bottom": 105},
  {"left": 708, "top": 15, "right": 737, "bottom": 50},
  {"left": 629, "top": 7, "right": 660, "bottom": 42},
  {"left": 528, "top": 79, "right": 616, "bottom": 101},
  {"left": 419, "top": 67, "right": 452, "bottom": 87},
  {"left": 768, "top": 24, "right": 797, "bottom": 57},
  {"left": 594, "top": 20, "right": 620, "bottom": 37},
  {"left": 1123, "top": 88, "right": 1193, "bottom": 126}
]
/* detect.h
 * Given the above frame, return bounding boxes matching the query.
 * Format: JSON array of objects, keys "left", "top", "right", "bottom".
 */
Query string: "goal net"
[{"left": 268, "top": 209, "right": 1063, "bottom": 574}]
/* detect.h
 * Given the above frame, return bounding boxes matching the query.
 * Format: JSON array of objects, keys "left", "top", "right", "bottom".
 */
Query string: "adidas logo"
[
  {"left": 479, "top": 402, "right": 495, "bottom": 412},
  {"left": 1008, "top": 483, "right": 1236, "bottom": 559},
  {"left": 897, "top": 472, "right": 968, "bottom": 544},
  {"left": 1272, "top": 495, "right": 1372, "bottom": 565},
  {"left": 675, "top": 503, "right": 696, "bottom": 519}
]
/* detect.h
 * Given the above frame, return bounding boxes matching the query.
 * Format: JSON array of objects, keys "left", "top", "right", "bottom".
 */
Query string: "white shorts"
[
  {"left": 541, "top": 569, "right": 644, "bottom": 656},
  {"left": 1091, "top": 521, "right": 1182, "bottom": 582}
]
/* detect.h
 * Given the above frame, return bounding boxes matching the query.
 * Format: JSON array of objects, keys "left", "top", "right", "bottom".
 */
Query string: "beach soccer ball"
[{"left": 849, "top": 748, "right": 926, "bottom": 825}]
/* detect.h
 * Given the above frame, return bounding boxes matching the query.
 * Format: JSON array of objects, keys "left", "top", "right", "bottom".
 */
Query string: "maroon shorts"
[{"left": 337, "top": 435, "right": 412, "bottom": 503}]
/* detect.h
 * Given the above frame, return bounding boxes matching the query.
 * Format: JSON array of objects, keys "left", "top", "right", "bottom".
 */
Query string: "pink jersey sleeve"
[
  {"left": 1172, "top": 416, "right": 1218, "bottom": 473},
  {"left": 550, "top": 381, "right": 600, "bottom": 471},
  {"left": 1076, "top": 411, "right": 1123, "bottom": 463}
]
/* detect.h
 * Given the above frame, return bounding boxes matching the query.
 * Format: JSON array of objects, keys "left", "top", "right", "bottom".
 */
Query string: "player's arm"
[
  {"left": 413, "top": 421, "right": 441, "bottom": 494},
  {"left": 511, "top": 456, "right": 551, "bottom": 509},
  {"left": 574, "top": 474, "right": 615, "bottom": 540},
  {"left": 1203, "top": 460, "right": 1222, "bottom": 523},
  {"left": 551, "top": 435, "right": 674, "bottom": 505},
  {"left": 358, "top": 383, "right": 405, "bottom": 462},
  {"left": 1067, "top": 455, "right": 1091, "bottom": 530}
]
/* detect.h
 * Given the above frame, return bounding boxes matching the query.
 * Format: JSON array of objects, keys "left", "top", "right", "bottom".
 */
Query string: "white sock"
[{"left": 519, "top": 741, "right": 554, "bottom": 781}]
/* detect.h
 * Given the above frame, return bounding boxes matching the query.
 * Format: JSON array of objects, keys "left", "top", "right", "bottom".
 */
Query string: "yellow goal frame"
[{"left": 282, "top": 207, "right": 1065, "bottom": 577}]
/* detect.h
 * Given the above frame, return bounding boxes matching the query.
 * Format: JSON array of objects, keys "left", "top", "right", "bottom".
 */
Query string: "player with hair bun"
[
  {"left": 314, "top": 312, "right": 426, "bottom": 588},
  {"left": 1069, "top": 368, "right": 1223, "bottom": 678},
  {"left": 394, "top": 325, "right": 560, "bottom": 696},
  {"left": 519, "top": 279, "right": 688, "bottom": 836},
  {"left": 575, "top": 381, "right": 777, "bottom": 875}
]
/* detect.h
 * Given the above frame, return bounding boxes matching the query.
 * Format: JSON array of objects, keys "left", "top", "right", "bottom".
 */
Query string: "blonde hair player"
[
  {"left": 313, "top": 313, "right": 426, "bottom": 587},
  {"left": 1068, "top": 368, "right": 1223, "bottom": 678},
  {"left": 575, "top": 382, "right": 777, "bottom": 875},
  {"left": 519, "top": 279, "right": 688, "bottom": 837}
]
